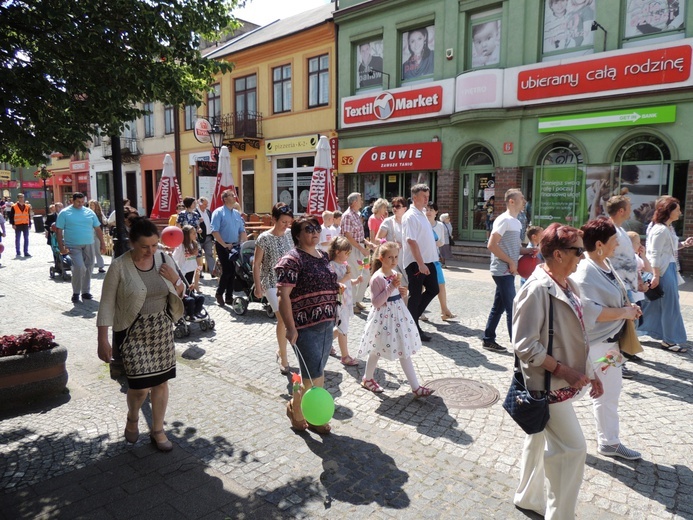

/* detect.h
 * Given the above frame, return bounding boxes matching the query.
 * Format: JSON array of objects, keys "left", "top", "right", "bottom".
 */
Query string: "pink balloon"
[
  {"left": 0, "top": 243, "right": 4, "bottom": 254},
  {"left": 518, "top": 254, "right": 539, "bottom": 279},
  {"left": 161, "top": 226, "right": 184, "bottom": 248}
]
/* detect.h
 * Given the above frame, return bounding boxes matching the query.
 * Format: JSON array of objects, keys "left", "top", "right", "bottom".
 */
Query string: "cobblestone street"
[{"left": 1, "top": 227, "right": 692, "bottom": 519}]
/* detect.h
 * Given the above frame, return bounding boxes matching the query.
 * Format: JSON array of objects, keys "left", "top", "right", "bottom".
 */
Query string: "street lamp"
[
  {"left": 591, "top": 20, "right": 607, "bottom": 52},
  {"left": 368, "top": 68, "right": 391, "bottom": 90},
  {"left": 209, "top": 124, "right": 224, "bottom": 161}
]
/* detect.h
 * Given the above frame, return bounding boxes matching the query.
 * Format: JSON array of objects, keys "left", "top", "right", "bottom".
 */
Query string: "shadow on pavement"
[
  {"left": 301, "top": 433, "right": 411, "bottom": 509},
  {"left": 422, "top": 329, "right": 512, "bottom": 372},
  {"left": 0, "top": 427, "right": 293, "bottom": 519}
]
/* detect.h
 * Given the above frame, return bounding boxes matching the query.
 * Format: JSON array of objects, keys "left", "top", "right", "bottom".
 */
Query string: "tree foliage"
[{"left": 0, "top": 0, "right": 241, "bottom": 164}]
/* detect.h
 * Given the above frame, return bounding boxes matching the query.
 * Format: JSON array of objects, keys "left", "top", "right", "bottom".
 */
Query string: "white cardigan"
[{"left": 97, "top": 250, "right": 184, "bottom": 331}]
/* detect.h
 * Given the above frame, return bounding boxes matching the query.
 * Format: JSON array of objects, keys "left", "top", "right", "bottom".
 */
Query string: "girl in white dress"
[
  {"left": 328, "top": 237, "right": 362, "bottom": 366},
  {"left": 357, "top": 242, "right": 434, "bottom": 397}
]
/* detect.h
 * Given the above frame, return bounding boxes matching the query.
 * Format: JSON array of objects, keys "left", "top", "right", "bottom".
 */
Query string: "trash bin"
[{"left": 33, "top": 216, "right": 45, "bottom": 233}]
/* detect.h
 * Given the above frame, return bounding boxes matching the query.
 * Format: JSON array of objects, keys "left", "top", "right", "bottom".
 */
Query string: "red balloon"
[
  {"left": 0, "top": 243, "right": 4, "bottom": 254},
  {"left": 161, "top": 226, "right": 184, "bottom": 248},
  {"left": 518, "top": 254, "right": 539, "bottom": 279}
]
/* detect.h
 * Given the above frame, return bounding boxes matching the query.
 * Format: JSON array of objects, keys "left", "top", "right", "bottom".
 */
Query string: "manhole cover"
[{"left": 424, "top": 378, "right": 500, "bottom": 409}]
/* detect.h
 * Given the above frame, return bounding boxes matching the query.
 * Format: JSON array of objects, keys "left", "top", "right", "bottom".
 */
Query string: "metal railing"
[
  {"left": 102, "top": 137, "right": 141, "bottom": 158},
  {"left": 214, "top": 111, "right": 263, "bottom": 140}
]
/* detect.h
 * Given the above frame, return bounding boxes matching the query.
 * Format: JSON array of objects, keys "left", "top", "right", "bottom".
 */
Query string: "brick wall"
[
  {"left": 493, "top": 167, "right": 523, "bottom": 217},
  {"left": 437, "top": 169, "right": 459, "bottom": 240},
  {"left": 681, "top": 163, "right": 693, "bottom": 272}
]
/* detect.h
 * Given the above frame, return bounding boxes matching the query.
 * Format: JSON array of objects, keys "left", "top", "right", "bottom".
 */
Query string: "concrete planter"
[{"left": 0, "top": 345, "right": 68, "bottom": 409}]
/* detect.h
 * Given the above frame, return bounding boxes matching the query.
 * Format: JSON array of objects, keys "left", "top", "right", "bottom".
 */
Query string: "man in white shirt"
[
  {"left": 402, "top": 184, "right": 439, "bottom": 342},
  {"left": 196, "top": 197, "right": 215, "bottom": 277}
]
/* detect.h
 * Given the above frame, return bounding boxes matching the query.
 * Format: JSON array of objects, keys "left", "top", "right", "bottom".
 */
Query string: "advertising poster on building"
[
  {"left": 534, "top": 166, "right": 585, "bottom": 227},
  {"left": 356, "top": 39, "right": 384, "bottom": 89},
  {"left": 543, "top": 0, "right": 596, "bottom": 53},
  {"left": 402, "top": 25, "right": 435, "bottom": 80},
  {"left": 585, "top": 164, "right": 669, "bottom": 234},
  {"left": 625, "top": 0, "right": 684, "bottom": 38},
  {"left": 471, "top": 17, "right": 501, "bottom": 68}
]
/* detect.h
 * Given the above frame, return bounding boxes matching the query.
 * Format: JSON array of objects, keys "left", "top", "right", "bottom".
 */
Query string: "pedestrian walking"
[
  {"left": 482, "top": 188, "right": 533, "bottom": 352},
  {"left": 512, "top": 223, "right": 602, "bottom": 519},
  {"left": 195, "top": 197, "right": 215, "bottom": 277},
  {"left": 9, "top": 193, "right": 32, "bottom": 257},
  {"left": 276, "top": 216, "right": 339, "bottom": 434},
  {"left": 356, "top": 242, "right": 434, "bottom": 397},
  {"left": 328, "top": 236, "right": 361, "bottom": 367},
  {"left": 376, "top": 196, "right": 409, "bottom": 303},
  {"left": 571, "top": 217, "right": 643, "bottom": 461},
  {"left": 426, "top": 201, "right": 456, "bottom": 321},
  {"left": 56, "top": 193, "right": 106, "bottom": 303},
  {"left": 97, "top": 217, "right": 185, "bottom": 452},
  {"left": 402, "top": 184, "right": 439, "bottom": 342},
  {"left": 252, "top": 202, "right": 294, "bottom": 375},
  {"left": 89, "top": 200, "right": 107, "bottom": 273},
  {"left": 210, "top": 189, "right": 247, "bottom": 307},
  {"left": 340, "top": 192, "right": 375, "bottom": 311}
]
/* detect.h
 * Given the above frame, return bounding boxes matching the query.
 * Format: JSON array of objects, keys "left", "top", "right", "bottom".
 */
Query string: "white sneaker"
[{"left": 598, "top": 443, "right": 641, "bottom": 460}]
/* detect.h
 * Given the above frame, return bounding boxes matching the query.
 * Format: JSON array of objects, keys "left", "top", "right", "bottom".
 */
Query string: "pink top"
[
  {"left": 368, "top": 214, "right": 385, "bottom": 239},
  {"left": 369, "top": 270, "right": 399, "bottom": 308}
]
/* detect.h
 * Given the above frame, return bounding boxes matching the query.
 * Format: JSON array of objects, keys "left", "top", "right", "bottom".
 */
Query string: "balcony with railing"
[
  {"left": 213, "top": 112, "right": 263, "bottom": 151},
  {"left": 102, "top": 137, "right": 142, "bottom": 158}
]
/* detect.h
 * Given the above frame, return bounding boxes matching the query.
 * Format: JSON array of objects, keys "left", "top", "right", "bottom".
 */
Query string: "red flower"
[{"left": 291, "top": 373, "right": 302, "bottom": 384}]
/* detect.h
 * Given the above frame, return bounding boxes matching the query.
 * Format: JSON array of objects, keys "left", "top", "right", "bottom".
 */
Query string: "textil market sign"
[{"left": 538, "top": 105, "right": 677, "bottom": 132}]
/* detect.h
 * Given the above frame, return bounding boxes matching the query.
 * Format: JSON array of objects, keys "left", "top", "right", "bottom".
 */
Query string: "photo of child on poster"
[
  {"left": 543, "top": 0, "right": 596, "bottom": 53},
  {"left": 625, "top": 0, "right": 684, "bottom": 37},
  {"left": 471, "top": 19, "right": 501, "bottom": 67},
  {"left": 357, "top": 39, "right": 384, "bottom": 89}
]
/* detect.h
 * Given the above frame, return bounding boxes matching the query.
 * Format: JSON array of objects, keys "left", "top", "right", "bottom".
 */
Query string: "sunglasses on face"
[
  {"left": 392, "top": 205, "right": 404, "bottom": 209},
  {"left": 302, "top": 224, "right": 321, "bottom": 234},
  {"left": 565, "top": 246, "right": 584, "bottom": 257}
]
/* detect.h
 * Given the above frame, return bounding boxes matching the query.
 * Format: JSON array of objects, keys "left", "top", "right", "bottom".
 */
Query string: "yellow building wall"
[{"left": 178, "top": 23, "right": 337, "bottom": 214}]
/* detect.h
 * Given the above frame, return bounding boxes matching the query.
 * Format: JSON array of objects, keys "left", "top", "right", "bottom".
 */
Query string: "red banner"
[
  {"left": 343, "top": 86, "right": 444, "bottom": 125},
  {"left": 518, "top": 45, "right": 692, "bottom": 102},
  {"left": 340, "top": 142, "right": 442, "bottom": 173},
  {"left": 20, "top": 181, "right": 42, "bottom": 188}
]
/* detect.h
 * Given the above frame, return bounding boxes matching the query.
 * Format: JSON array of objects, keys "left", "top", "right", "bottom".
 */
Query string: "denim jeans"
[
  {"left": 483, "top": 275, "right": 516, "bottom": 342},
  {"left": 294, "top": 320, "right": 335, "bottom": 379},
  {"left": 15, "top": 224, "right": 29, "bottom": 255}
]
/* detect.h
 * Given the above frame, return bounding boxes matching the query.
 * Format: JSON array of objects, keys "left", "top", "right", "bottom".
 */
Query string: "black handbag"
[
  {"left": 644, "top": 284, "right": 664, "bottom": 301},
  {"left": 502, "top": 298, "right": 553, "bottom": 435}
]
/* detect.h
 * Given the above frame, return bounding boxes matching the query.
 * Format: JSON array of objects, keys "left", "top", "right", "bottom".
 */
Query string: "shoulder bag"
[
  {"left": 612, "top": 266, "right": 644, "bottom": 356},
  {"left": 502, "top": 297, "right": 552, "bottom": 435}
]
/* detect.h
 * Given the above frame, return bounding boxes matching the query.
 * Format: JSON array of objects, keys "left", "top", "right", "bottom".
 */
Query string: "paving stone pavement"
[{"left": 1, "top": 227, "right": 692, "bottom": 519}]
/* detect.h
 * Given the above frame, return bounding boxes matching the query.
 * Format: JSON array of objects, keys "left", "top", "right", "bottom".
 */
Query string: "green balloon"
[{"left": 301, "top": 387, "right": 335, "bottom": 426}]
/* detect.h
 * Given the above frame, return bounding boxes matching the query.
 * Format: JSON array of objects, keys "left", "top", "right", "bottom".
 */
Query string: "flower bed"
[{"left": 0, "top": 329, "right": 68, "bottom": 409}]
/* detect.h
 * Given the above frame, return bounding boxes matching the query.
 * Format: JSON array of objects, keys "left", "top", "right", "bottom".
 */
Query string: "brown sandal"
[
  {"left": 307, "top": 422, "right": 332, "bottom": 435},
  {"left": 286, "top": 401, "right": 308, "bottom": 431},
  {"left": 124, "top": 415, "right": 139, "bottom": 444}
]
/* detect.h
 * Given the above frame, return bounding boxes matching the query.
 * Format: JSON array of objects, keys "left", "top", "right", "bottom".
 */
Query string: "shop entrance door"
[{"left": 459, "top": 170, "right": 495, "bottom": 241}]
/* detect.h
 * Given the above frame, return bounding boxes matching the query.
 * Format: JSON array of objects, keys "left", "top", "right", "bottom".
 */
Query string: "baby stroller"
[
  {"left": 230, "top": 239, "right": 275, "bottom": 317},
  {"left": 171, "top": 266, "right": 215, "bottom": 338},
  {"left": 49, "top": 231, "right": 72, "bottom": 281}
]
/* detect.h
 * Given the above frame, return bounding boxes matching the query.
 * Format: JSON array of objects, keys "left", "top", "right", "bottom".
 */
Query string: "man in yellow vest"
[{"left": 9, "top": 193, "right": 32, "bottom": 258}]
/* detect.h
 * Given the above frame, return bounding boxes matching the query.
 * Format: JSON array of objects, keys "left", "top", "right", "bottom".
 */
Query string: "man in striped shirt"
[{"left": 482, "top": 188, "right": 531, "bottom": 352}]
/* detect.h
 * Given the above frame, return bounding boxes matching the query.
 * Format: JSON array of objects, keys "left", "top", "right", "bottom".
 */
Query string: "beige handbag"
[{"left": 619, "top": 319, "right": 644, "bottom": 356}]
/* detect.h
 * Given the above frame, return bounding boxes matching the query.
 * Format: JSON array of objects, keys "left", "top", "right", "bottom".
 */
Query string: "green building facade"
[{"left": 334, "top": 0, "right": 693, "bottom": 269}]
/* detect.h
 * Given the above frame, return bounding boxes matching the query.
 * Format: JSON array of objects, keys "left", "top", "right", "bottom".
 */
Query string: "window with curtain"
[
  {"left": 308, "top": 54, "right": 329, "bottom": 108},
  {"left": 273, "top": 64, "right": 292, "bottom": 113},
  {"left": 208, "top": 84, "right": 221, "bottom": 122},
  {"left": 164, "top": 105, "right": 174, "bottom": 135},
  {"left": 184, "top": 105, "right": 196, "bottom": 131},
  {"left": 144, "top": 102, "right": 154, "bottom": 138}
]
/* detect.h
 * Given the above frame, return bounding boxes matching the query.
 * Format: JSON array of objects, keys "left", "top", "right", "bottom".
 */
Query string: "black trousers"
[
  {"left": 215, "top": 242, "right": 237, "bottom": 300},
  {"left": 405, "top": 261, "right": 439, "bottom": 332}
]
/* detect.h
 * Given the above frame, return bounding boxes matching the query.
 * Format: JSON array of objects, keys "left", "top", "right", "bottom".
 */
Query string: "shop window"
[
  {"left": 164, "top": 105, "right": 174, "bottom": 135},
  {"left": 273, "top": 65, "right": 292, "bottom": 114},
  {"left": 464, "top": 146, "right": 494, "bottom": 166},
  {"left": 402, "top": 25, "right": 435, "bottom": 81},
  {"left": 275, "top": 155, "right": 315, "bottom": 214},
  {"left": 241, "top": 159, "right": 255, "bottom": 214},
  {"left": 144, "top": 102, "right": 154, "bottom": 138},
  {"left": 534, "top": 141, "right": 584, "bottom": 228},
  {"left": 208, "top": 84, "right": 221, "bottom": 122},
  {"left": 469, "top": 9, "right": 502, "bottom": 69},
  {"left": 542, "top": 0, "right": 596, "bottom": 60},
  {"left": 356, "top": 39, "right": 384, "bottom": 90},
  {"left": 623, "top": 0, "right": 685, "bottom": 48},
  {"left": 353, "top": 172, "right": 437, "bottom": 203},
  {"left": 308, "top": 55, "right": 329, "bottom": 108},
  {"left": 460, "top": 146, "right": 495, "bottom": 239}
]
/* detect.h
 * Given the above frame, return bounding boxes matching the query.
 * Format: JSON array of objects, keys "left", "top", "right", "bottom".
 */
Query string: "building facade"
[
  {"left": 335, "top": 0, "right": 693, "bottom": 269},
  {"left": 183, "top": 2, "right": 337, "bottom": 214}
]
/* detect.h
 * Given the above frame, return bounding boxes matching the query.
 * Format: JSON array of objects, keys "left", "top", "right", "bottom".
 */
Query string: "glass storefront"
[{"left": 275, "top": 155, "right": 315, "bottom": 214}]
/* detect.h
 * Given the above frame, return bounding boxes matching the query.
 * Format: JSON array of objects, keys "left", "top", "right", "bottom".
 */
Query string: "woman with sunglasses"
[
  {"left": 275, "top": 216, "right": 339, "bottom": 434},
  {"left": 513, "top": 223, "right": 602, "bottom": 518},
  {"left": 570, "top": 217, "right": 642, "bottom": 461}
]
